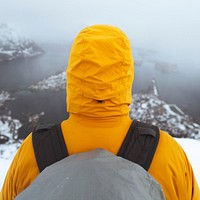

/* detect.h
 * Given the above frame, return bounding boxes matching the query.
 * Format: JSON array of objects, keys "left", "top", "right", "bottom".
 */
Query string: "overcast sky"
[{"left": 1, "top": 0, "right": 200, "bottom": 64}]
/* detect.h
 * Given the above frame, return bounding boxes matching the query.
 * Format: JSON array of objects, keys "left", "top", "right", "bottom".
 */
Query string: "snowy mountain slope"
[
  {"left": 0, "top": 91, "right": 47, "bottom": 161},
  {"left": 0, "top": 115, "right": 22, "bottom": 141},
  {"left": 0, "top": 24, "right": 43, "bottom": 62},
  {"left": 0, "top": 90, "right": 21, "bottom": 158},
  {"left": 0, "top": 91, "right": 12, "bottom": 107},
  {"left": 130, "top": 94, "right": 200, "bottom": 139},
  {"left": 29, "top": 71, "right": 66, "bottom": 91},
  {"left": 130, "top": 81, "right": 200, "bottom": 139},
  {"left": 0, "top": 91, "right": 22, "bottom": 159}
]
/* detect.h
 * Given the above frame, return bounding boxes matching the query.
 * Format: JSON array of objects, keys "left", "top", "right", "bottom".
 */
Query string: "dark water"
[
  {"left": 0, "top": 44, "right": 200, "bottom": 138},
  {"left": 0, "top": 43, "right": 69, "bottom": 92},
  {"left": 0, "top": 43, "right": 69, "bottom": 138},
  {"left": 5, "top": 90, "right": 68, "bottom": 138}
]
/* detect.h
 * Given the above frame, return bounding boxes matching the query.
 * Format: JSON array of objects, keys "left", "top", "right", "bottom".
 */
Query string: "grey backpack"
[{"left": 15, "top": 149, "right": 165, "bottom": 200}]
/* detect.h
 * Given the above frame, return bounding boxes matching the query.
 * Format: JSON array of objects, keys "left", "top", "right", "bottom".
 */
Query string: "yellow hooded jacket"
[{"left": 1, "top": 25, "right": 200, "bottom": 200}]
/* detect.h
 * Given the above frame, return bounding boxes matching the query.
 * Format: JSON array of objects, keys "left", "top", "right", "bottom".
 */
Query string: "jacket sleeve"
[
  {"left": 169, "top": 136, "right": 200, "bottom": 199},
  {"left": 183, "top": 149, "right": 200, "bottom": 200},
  {"left": 149, "top": 131, "right": 200, "bottom": 199},
  {"left": 175, "top": 136, "right": 200, "bottom": 199},
  {"left": 1, "top": 143, "right": 23, "bottom": 199},
  {"left": 1, "top": 133, "right": 40, "bottom": 200},
  {"left": 168, "top": 135, "right": 200, "bottom": 200}
]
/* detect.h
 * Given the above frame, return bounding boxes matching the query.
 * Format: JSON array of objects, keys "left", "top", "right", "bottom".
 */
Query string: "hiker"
[{"left": 1, "top": 25, "right": 200, "bottom": 200}]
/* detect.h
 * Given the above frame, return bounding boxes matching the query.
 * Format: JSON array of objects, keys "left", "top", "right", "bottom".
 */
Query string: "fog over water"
[
  {"left": 0, "top": 0, "right": 200, "bottom": 125},
  {"left": 1, "top": 0, "right": 200, "bottom": 64}
]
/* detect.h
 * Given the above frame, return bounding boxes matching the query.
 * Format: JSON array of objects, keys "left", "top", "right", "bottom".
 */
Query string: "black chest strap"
[{"left": 32, "top": 120, "right": 160, "bottom": 172}]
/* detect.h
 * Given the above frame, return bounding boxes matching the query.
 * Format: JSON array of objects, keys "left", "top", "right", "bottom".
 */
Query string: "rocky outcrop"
[{"left": 130, "top": 92, "right": 200, "bottom": 139}]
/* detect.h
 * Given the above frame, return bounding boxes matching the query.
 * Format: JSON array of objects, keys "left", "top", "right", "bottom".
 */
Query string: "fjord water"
[{"left": 0, "top": 43, "right": 69, "bottom": 91}]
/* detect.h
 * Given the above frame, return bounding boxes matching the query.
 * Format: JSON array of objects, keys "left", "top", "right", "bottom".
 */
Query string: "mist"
[
  {"left": 0, "top": 0, "right": 200, "bottom": 138},
  {"left": 1, "top": 0, "right": 200, "bottom": 66}
]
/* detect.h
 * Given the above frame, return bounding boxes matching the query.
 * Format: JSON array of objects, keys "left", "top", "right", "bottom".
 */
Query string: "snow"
[
  {"left": 0, "top": 91, "right": 14, "bottom": 106},
  {"left": 0, "top": 24, "right": 43, "bottom": 62},
  {"left": 130, "top": 93, "right": 200, "bottom": 139},
  {"left": 0, "top": 138, "right": 200, "bottom": 190},
  {"left": 28, "top": 112, "right": 45, "bottom": 123},
  {"left": 163, "top": 104, "right": 178, "bottom": 116},
  {"left": 0, "top": 143, "right": 20, "bottom": 160},
  {"left": 0, "top": 91, "right": 22, "bottom": 144},
  {"left": 152, "top": 79, "right": 159, "bottom": 96},
  {"left": 0, "top": 116, "right": 22, "bottom": 139},
  {"left": 29, "top": 71, "right": 66, "bottom": 91},
  {"left": 0, "top": 158, "right": 13, "bottom": 188}
]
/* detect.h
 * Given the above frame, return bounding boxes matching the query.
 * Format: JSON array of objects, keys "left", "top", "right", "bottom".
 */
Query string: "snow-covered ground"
[
  {"left": 0, "top": 158, "right": 13, "bottom": 188},
  {"left": 0, "top": 91, "right": 22, "bottom": 144},
  {"left": 0, "top": 138, "right": 200, "bottom": 190},
  {"left": 0, "top": 91, "right": 13, "bottom": 107},
  {"left": 0, "top": 116, "right": 22, "bottom": 141}
]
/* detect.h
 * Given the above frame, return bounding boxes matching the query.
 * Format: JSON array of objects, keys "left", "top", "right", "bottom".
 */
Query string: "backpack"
[
  {"left": 15, "top": 120, "right": 166, "bottom": 200},
  {"left": 15, "top": 149, "right": 165, "bottom": 200}
]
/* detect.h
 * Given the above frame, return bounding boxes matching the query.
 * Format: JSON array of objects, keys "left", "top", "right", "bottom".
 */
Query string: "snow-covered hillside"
[
  {"left": 29, "top": 71, "right": 66, "bottom": 91},
  {"left": 0, "top": 90, "right": 22, "bottom": 160},
  {"left": 0, "top": 91, "right": 12, "bottom": 107},
  {"left": 130, "top": 93, "right": 200, "bottom": 139},
  {"left": 0, "top": 24, "right": 43, "bottom": 62}
]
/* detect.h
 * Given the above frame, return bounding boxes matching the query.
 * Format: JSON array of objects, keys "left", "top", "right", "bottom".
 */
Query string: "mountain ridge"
[{"left": 0, "top": 24, "right": 44, "bottom": 62}]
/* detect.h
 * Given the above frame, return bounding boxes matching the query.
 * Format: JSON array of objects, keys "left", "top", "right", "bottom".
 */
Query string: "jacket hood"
[{"left": 66, "top": 25, "right": 134, "bottom": 118}]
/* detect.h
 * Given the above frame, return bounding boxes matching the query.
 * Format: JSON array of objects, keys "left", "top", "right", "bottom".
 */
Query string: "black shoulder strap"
[
  {"left": 32, "top": 121, "right": 159, "bottom": 173},
  {"left": 32, "top": 124, "right": 69, "bottom": 173},
  {"left": 117, "top": 120, "right": 160, "bottom": 171}
]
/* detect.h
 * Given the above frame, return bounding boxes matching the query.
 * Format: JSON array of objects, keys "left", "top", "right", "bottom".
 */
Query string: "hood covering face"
[{"left": 66, "top": 25, "right": 134, "bottom": 118}]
